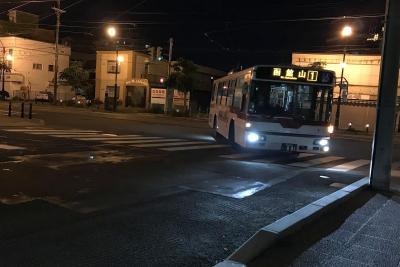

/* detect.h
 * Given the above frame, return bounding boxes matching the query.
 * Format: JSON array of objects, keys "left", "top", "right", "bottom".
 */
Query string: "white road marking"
[
  {"left": 105, "top": 138, "right": 181, "bottom": 144},
  {"left": 288, "top": 156, "right": 344, "bottom": 168},
  {"left": 0, "top": 144, "right": 26, "bottom": 150},
  {"left": 327, "top": 159, "right": 370, "bottom": 172},
  {"left": 220, "top": 153, "right": 258, "bottom": 159},
  {"left": 4, "top": 129, "right": 100, "bottom": 133},
  {"left": 116, "top": 139, "right": 185, "bottom": 147},
  {"left": 297, "top": 153, "right": 316, "bottom": 159},
  {"left": 29, "top": 131, "right": 101, "bottom": 135},
  {"left": 75, "top": 135, "right": 141, "bottom": 141},
  {"left": 252, "top": 153, "right": 315, "bottom": 164},
  {"left": 49, "top": 134, "right": 107, "bottom": 138},
  {"left": 103, "top": 136, "right": 163, "bottom": 144},
  {"left": 392, "top": 170, "right": 400, "bottom": 177},
  {"left": 161, "top": 144, "right": 229, "bottom": 151},
  {"left": 132, "top": 141, "right": 208, "bottom": 148}
]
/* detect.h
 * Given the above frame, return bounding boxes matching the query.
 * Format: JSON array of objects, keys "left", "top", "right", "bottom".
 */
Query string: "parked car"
[
  {"left": 72, "top": 95, "right": 87, "bottom": 105},
  {"left": 35, "top": 91, "right": 54, "bottom": 102}
]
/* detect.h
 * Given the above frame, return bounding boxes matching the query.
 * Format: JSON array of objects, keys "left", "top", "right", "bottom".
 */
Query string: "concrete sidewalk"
[
  {"left": 0, "top": 102, "right": 210, "bottom": 129},
  {"left": 248, "top": 189, "right": 400, "bottom": 267},
  {"left": 0, "top": 115, "right": 44, "bottom": 127}
]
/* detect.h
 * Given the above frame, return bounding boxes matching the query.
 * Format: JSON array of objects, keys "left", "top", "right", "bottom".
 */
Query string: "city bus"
[{"left": 209, "top": 65, "right": 336, "bottom": 153}]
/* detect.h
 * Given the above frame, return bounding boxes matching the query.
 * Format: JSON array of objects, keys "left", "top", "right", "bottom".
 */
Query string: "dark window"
[
  {"left": 48, "top": 65, "right": 54, "bottom": 72},
  {"left": 33, "top": 63, "right": 43, "bottom": 70},
  {"left": 107, "top": 60, "right": 120, "bottom": 74}
]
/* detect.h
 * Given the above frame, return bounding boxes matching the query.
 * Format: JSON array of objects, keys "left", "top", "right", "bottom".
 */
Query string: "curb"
[{"left": 214, "top": 177, "right": 370, "bottom": 267}]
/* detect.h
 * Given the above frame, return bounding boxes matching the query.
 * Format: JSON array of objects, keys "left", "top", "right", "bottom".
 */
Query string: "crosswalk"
[
  {"left": 219, "top": 152, "right": 400, "bottom": 176},
  {"left": 3, "top": 127, "right": 228, "bottom": 152}
]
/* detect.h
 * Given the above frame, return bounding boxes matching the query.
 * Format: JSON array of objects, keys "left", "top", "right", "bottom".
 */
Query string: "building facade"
[
  {"left": 292, "top": 52, "right": 400, "bottom": 100},
  {"left": 0, "top": 36, "right": 71, "bottom": 100},
  {"left": 95, "top": 49, "right": 225, "bottom": 111},
  {"left": 292, "top": 52, "right": 400, "bottom": 131}
]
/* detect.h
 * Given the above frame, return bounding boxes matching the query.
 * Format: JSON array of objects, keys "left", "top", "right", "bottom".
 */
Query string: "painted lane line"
[
  {"left": 252, "top": 153, "right": 315, "bottom": 164},
  {"left": 220, "top": 153, "right": 258, "bottom": 159},
  {"left": 132, "top": 141, "right": 208, "bottom": 148},
  {"left": 327, "top": 159, "right": 370, "bottom": 172},
  {"left": 161, "top": 144, "right": 229, "bottom": 151},
  {"left": 4, "top": 129, "right": 101, "bottom": 133},
  {"left": 49, "top": 134, "right": 107, "bottom": 138},
  {"left": 297, "top": 153, "right": 316, "bottom": 159},
  {"left": 288, "top": 156, "right": 344, "bottom": 168},
  {"left": 115, "top": 139, "right": 185, "bottom": 146},
  {"left": 75, "top": 135, "right": 142, "bottom": 141},
  {"left": 0, "top": 144, "right": 26, "bottom": 150},
  {"left": 103, "top": 136, "right": 163, "bottom": 144},
  {"left": 392, "top": 170, "right": 400, "bottom": 178}
]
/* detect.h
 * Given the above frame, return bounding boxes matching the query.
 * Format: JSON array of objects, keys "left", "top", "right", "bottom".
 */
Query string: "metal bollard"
[
  {"left": 21, "top": 102, "right": 24, "bottom": 118},
  {"left": 29, "top": 103, "right": 32, "bottom": 119},
  {"left": 8, "top": 101, "right": 11, "bottom": 117}
]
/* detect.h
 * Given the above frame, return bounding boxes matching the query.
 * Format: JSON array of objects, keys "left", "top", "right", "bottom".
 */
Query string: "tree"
[
  {"left": 167, "top": 58, "right": 197, "bottom": 113},
  {"left": 59, "top": 61, "right": 90, "bottom": 96}
]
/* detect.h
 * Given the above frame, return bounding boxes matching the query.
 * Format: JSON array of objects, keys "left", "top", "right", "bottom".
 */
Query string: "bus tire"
[{"left": 228, "top": 121, "right": 241, "bottom": 150}]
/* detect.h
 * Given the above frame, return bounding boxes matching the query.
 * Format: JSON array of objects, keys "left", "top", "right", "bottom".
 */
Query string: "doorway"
[{"left": 126, "top": 86, "right": 147, "bottom": 108}]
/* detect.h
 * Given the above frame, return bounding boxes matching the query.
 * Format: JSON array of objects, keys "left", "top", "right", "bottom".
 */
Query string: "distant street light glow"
[
  {"left": 107, "top": 26, "right": 116, "bottom": 38},
  {"left": 117, "top": 55, "right": 124, "bottom": 63},
  {"left": 341, "top": 25, "right": 353, "bottom": 37}
]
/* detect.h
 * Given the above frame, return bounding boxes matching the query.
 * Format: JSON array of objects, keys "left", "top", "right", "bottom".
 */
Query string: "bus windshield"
[{"left": 248, "top": 80, "right": 332, "bottom": 123}]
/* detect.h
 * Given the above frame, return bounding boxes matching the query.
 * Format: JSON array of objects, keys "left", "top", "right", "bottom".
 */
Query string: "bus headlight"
[
  {"left": 328, "top": 125, "right": 334, "bottom": 134},
  {"left": 318, "top": 139, "right": 329, "bottom": 146},
  {"left": 322, "top": 146, "right": 330, "bottom": 152},
  {"left": 247, "top": 132, "right": 260, "bottom": 143}
]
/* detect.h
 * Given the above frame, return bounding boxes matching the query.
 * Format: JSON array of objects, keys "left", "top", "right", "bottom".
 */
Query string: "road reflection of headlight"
[
  {"left": 318, "top": 139, "right": 329, "bottom": 146},
  {"left": 247, "top": 132, "right": 260, "bottom": 143}
]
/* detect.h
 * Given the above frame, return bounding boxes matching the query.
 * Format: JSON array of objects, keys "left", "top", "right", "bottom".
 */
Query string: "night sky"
[{"left": 0, "top": 0, "right": 386, "bottom": 71}]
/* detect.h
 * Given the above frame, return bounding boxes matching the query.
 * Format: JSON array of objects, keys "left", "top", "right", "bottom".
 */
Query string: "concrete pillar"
[{"left": 370, "top": 0, "right": 400, "bottom": 190}]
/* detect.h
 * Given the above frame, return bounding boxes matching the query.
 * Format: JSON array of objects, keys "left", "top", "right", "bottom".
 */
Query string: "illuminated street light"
[
  {"left": 6, "top": 54, "right": 13, "bottom": 61},
  {"left": 341, "top": 25, "right": 353, "bottom": 37},
  {"left": 107, "top": 26, "right": 116, "bottom": 38},
  {"left": 117, "top": 55, "right": 124, "bottom": 63},
  {"left": 106, "top": 25, "right": 119, "bottom": 112},
  {"left": 335, "top": 25, "right": 353, "bottom": 129}
]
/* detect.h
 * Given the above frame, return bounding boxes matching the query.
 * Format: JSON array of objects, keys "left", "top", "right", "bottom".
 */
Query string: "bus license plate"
[{"left": 281, "top": 144, "right": 297, "bottom": 152}]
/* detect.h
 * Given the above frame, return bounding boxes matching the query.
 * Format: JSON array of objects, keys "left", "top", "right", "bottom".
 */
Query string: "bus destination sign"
[{"left": 254, "top": 66, "right": 335, "bottom": 85}]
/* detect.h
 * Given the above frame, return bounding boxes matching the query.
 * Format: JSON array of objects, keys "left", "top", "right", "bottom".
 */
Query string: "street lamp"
[
  {"left": 334, "top": 25, "right": 353, "bottom": 129},
  {"left": 107, "top": 26, "right": 119, "bottom": 111}
]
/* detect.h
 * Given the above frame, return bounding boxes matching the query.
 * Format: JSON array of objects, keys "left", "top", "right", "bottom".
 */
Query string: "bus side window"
[
  {"left": 211, "top": 83, "right": 217, "bottom": 102},
  {"left": 217, "top": 82, "right": 223, "bottom": 104},
  {"left": 240, "top": 83, "right": 249, "bottom": 112},
  {"left": 240, "top": 94, "right": 247, "bottom": 112}
]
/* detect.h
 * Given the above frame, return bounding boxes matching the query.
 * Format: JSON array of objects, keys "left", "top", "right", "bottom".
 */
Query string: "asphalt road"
[{"left": 0, "top": 105, "right": 399, "bottom": 267}]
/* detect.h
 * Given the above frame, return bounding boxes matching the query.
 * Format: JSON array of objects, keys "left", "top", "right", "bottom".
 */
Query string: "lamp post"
[
  {"left": 107, "top": 26, "right": 120, "bottom": 112},
  {"left": 334, "top": 25, "right": 353, "bottom": 129}
]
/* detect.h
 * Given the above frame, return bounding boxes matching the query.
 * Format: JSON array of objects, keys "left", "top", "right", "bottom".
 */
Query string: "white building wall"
[
  {"left": 0, "top": 36, "right": 70, "bottom": 99},
  {"left": 292, "top": 53, "right": 400, "bottom": 99}
]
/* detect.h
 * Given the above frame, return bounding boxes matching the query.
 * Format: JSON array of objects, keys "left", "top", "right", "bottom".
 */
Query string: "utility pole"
[
  {"left": 1, "top": 47, "right": 5, "bottom": 100},
  {"left": 52, "top": 0, "right": 65, "bottom": 104},
  {"left": 165, "top": 37, "right": 174, "bottom": 114},
  {"left": 370, "top": 0, "right": 400, "bottom": 191}
]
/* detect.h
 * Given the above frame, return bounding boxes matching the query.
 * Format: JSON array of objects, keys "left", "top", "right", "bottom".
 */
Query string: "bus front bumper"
[{"left": 243, "top": 132, "right": 330, "bottom": 153}]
